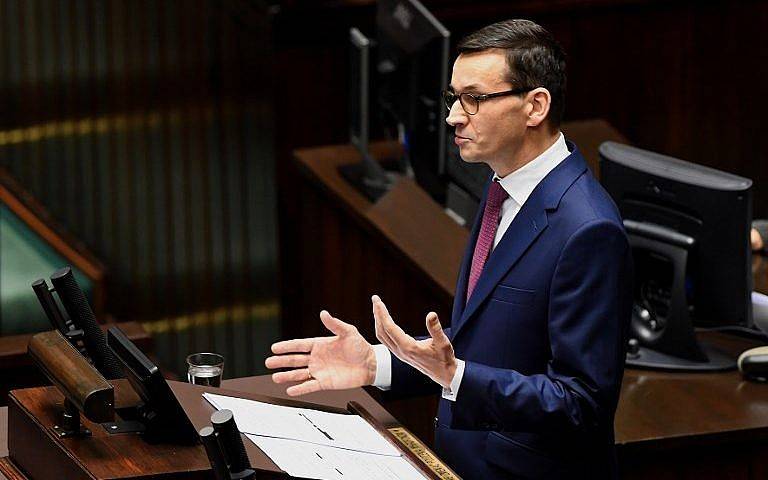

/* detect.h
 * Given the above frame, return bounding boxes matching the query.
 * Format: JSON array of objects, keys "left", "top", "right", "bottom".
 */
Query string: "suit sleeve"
[{"left": 449, "top": 219, "right": 632, "bottom": 434}]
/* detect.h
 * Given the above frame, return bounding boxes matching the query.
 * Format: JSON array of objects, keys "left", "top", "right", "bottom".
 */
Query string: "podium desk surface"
[
  {"left": 227, "top": 371, "right": 768, "bottom": 452},
  {"left": 617, "top": 332, "right": 768, "bottom": 449},
  {"left": 1, "top": 377, "right": 415, "bottom": 480}
]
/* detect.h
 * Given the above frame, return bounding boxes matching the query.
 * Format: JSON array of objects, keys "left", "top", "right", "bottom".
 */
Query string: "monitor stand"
[
  {"left": 624, "top": 222, "right": 737, "bottom": 372},
  {"left": 626, "top": 338, "right": 736, "bottom": 371},
  {"left": 338, "top": 149, "right": 399, "bottom": 202}
]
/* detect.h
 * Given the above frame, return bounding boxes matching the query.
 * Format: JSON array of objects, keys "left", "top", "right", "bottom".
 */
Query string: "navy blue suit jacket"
[{"left": 389, "top": 142, "right": 633, "bottom": 479}]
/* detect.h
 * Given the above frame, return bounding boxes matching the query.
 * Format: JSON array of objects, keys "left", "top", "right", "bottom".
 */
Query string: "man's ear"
[{"left": 525, "top": 87, "right": 551, "bottom": 128}]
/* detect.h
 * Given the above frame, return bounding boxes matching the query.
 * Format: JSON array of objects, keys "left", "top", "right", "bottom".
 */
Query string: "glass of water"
[{"left": 186, "top": 352, "right": 225, "bottom": 387}]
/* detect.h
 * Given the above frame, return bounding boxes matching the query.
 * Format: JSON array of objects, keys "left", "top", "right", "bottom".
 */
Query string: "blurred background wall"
[{"left": 0, "top": 0, "right": 278, "bottom": 378}]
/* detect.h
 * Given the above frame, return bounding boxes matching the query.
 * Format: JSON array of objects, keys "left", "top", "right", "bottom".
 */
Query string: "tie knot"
[{"left": 487, "top": 180, "right": 508, "bottom": 210}]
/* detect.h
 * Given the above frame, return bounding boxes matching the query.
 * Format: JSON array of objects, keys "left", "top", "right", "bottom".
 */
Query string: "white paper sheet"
[
  {"left": 202, "top": 392, "right": 400, "bottom": 456},
  {"left": 248, "top": 435, "right": 427, "bottom": 480}
]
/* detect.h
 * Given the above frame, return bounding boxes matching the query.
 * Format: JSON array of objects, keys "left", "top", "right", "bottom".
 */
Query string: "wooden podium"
[{"left": 1, "top": 378, "right": 458, "bottom": 479}]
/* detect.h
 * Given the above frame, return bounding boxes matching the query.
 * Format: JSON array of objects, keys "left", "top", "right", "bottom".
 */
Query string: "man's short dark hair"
[{"left": 457, "top": 19, "right": 567, "bottom": 127}]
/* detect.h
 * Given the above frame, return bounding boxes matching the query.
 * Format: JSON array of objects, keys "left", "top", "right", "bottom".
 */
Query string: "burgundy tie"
[{"left": 466, "top": 181, "right": 508, "bottom": 302}]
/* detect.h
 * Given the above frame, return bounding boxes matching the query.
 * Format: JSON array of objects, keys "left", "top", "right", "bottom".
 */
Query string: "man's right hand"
[{"left": 264, "top": 310, "right": 376, "bottom": 396}]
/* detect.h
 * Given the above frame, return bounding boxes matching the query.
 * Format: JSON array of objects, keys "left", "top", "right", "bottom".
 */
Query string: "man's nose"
[{"left": 445, "top": 100, "right": 467, "bottom": 127}]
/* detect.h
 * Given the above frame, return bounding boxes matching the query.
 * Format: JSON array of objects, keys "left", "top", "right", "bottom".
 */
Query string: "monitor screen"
[
  {"left": 375, "top": 0, "right": 449, "bottom": 201},
  {"left": 107, "top": 326, "right": 198, "bottom": 444},
  {"left": 349, "top": 27, "right": 371, "bottom": 155},
  {"left": 600, "top": 141, "right": 753, "bottom": 370}
]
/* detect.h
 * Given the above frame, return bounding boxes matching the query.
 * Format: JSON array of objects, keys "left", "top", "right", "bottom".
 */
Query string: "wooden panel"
[{"left": 0, "top": 457, "right": 26, "bottom": 480}]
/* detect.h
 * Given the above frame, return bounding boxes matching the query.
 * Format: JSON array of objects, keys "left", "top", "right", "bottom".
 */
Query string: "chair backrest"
[{"left": 0, "top": 168, "right": 106, "bottom": 335}]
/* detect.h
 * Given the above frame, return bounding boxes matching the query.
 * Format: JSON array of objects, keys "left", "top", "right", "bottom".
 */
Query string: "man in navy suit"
[{"left": 267, "top": 19, "right": 632, "bottom": 479}]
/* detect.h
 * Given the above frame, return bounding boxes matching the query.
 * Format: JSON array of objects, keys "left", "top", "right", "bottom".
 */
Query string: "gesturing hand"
[
  {"left": 372, "top": 295, "right": 457, "bottom": 388},
  {"left": 265, "top": 310, "right": 376, "bottom": 396}
]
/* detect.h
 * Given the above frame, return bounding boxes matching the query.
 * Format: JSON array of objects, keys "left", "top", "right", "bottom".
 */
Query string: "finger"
[
  {"left": 425, "top": 312, "right": 449, "bottom": 346},
  {"left": 272, "top": 368, "right": 313, "bottom": 384},
  {"left": 264, "top": 354, "right": 309, "bottom": 369},
  {"left": 373, "top": 296, "right": 416, "bottom": 351},
  {"left": 373, "top": 296, "right": 412, "bottom": 343},
  {"left": 271, "top": 337, "right": 325, "bottom": 354},
  {"left": 320, "top": 310, "right": 354, "bottom": 337},
  {"left": 372, "top": 295, "right": 397, "bottom": 349},
  {"left": 286, "top": 379, "right": 322, "bottom": 397}
]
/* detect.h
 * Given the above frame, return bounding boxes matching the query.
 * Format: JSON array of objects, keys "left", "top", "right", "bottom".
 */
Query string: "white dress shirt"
[{"left": 373, "top": 133, "right": 571, "bottom": 400}]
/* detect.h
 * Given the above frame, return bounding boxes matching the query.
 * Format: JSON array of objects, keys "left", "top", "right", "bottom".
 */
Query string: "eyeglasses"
[{"left": 441, "top": 87, "right": 536, "bottom": 115}]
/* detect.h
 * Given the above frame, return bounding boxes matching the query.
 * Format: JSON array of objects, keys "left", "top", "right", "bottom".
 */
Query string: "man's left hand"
[{"left": 372, "top": 295, "right": 457, "bottom": 388}]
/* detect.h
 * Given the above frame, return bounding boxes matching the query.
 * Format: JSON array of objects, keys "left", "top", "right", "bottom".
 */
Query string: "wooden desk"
[
  {"left": 288, "top": 137, "right": 768, "bottom": 479},
  {"left": 1, "top": 376, "right": 442, "bottom": 479},
  {"left": 0, "top": 411, "right": 21, "bottom": 480},
  {"left": 617, "top": 332, "right": 768, "bottom": 479}
]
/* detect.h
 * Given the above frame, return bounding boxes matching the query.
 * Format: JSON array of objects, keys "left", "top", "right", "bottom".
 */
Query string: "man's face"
[{"left": 446, "top": 50, "right": 530, "bottom": 168}]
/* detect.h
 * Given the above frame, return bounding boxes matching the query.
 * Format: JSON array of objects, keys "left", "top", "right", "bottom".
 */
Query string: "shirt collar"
[{"left": 493, "top": 132, "right": 570, "bottom": 206}]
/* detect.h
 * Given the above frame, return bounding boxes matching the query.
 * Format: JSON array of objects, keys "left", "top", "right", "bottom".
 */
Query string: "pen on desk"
[{"left": 299, "top": 412, "right": 334, "bottom": 441}]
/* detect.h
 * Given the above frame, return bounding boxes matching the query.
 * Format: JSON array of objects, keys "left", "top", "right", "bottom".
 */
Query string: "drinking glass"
[{"left": 186, "top": 352, "right": 225, "bottom": 387}]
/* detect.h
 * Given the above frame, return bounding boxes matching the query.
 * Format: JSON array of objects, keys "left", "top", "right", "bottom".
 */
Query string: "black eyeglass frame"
[{"left": 442, "top": 87, "right": 536, "bottom": 115}]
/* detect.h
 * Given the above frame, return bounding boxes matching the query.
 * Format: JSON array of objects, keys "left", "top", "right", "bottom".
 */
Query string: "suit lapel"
[
  {"left": 450, "top": 143, "right": 588, "bottom": 342},
  {"left": 452, "top": 199, "right": 549, "bottom": 339}
]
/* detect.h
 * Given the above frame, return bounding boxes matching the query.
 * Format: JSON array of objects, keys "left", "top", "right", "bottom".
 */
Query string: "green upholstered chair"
[
  {"left": 0, "top": 168, "right": 105, "bottom": 336},
  {"left": 1, "top": 204, "right": 94, "bottom": 335}
]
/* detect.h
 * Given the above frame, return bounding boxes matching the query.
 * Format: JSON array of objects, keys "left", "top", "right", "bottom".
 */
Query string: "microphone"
[
  {"left": 210, "top": 409, "right": 254, "bottom": 478},
  {"left": 49, "top": 266, "right": 124, "bottom": 380},
  {"left": 200, "top": 426, "right": 231, "bottom": 480},
  {"left": 32, "top": 278, "right": 88, "bottom": 359}
]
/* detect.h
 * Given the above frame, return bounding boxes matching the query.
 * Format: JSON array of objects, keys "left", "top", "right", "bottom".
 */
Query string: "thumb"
[
  {"left": 371, "top": 295, "right": 391, "bottom": 321},
  {"left": 426, "top": 312, "right": 449, "bottom": 345},
  {"left": 320, "top": 310, "right": 354, "bottom": 337}
]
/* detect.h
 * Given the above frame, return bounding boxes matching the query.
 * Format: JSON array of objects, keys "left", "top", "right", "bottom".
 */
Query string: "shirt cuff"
[
  {"left": 441, "top": 359, "right": 465, "bottom": 402},
  {"left": 372, "top": 344, "right": 392, "bottom": 390}
]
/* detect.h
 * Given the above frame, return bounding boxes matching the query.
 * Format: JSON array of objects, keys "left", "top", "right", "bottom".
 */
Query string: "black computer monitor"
[
  {"left": 600, "top": 142, "right": 753, "bottom": 371},
  {"left": 341, "top": 27, "right": 392, "bottom": 202},
  {"left": 375, "top": 0, "right": 450, "bottom": 202},
  {"left": 443, "top": 144, "right": 492, "bottom": 227},
  {"left": 107, "top": 326, "right": 199, "bottom": 444}
]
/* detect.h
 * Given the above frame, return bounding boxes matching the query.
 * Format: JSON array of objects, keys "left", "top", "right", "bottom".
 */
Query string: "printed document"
[{"left": 202, "top": 393, "right": 427, "bottom": 480}]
